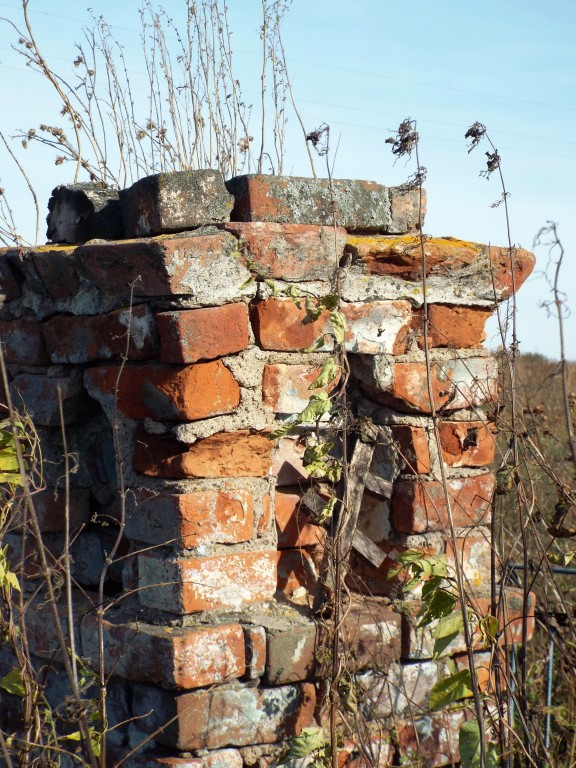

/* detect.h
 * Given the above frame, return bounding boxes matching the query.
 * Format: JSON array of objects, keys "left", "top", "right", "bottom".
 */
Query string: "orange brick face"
[
  {"left": 138, "top": 550, "right": 278, "bottom": 612},
  {"left": 85, "top": 361, "right": 239, "bottom": 421},
  {"left": 157, "top": 303, "right": 250, "bottom": 363},
  {"left": 126, "top": 488, "right": 255, "bottom": 547},
  {"left": 391, "top": 475, "right": 495, "bottom": 533},
  {"left": 251, "top": 298, "right": 331, "bottom": 351},
  {"left": 134, "top": 427, "right": 274, "bottom": 478},
  {"left": 438, "top": 420, "right": 496, "bottom": 467}
]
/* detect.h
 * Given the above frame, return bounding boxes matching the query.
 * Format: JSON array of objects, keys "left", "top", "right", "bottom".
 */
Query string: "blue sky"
[{"left": 1, "top": 0, "right": 575, "bottom": 359}]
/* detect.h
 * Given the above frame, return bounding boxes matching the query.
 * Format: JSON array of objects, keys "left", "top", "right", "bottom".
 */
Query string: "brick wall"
[{"left": 0, "top": 171, "right": 536, "bottom": 767}]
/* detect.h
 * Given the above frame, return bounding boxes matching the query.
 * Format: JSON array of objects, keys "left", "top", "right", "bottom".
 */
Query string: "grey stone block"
[
  {"left": 46, "top": 183, "right": 124, "bottom": 243},
  {"left": 120, "top": 170, "right": 234, "bottom": 237}
]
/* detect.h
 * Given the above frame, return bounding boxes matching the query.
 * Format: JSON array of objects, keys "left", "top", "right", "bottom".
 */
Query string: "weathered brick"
[
  {"left": 438, "top": 420, "right": 496, "bottom": 467},
  {"left": 445, "top": 531, "right": 492, "bottom": 590},
  {"left": 396, "top": 709, "right": 465, "bottom": 767},
  {"left": 46, "top": 183, "right": 123, "bottom": 243},
  {"left": 339, "top": 598, "right": 401, "bottom": 671},
  {"left": 339, "top": 735, "right": 394, "bottom": 767},
  {"left": 120, "top": 170, "right": 233, "bottom": 237},
  {"left": 76, "top": 231, "right": 253, "bottom": 305},
  {"left": 84, "top": 361, "right": 239, "bottom": 421},
  {"left": 391, "top": 425, "right": 431, "bottom": 474},
  {"left": 252, "top": 298, "right": 413, "bottom": 355},
  {"left": 412, "top": 304, "right": 492, "bottom": 349},
  {"left": 43, "top": 304, "right": 158, "bottom": 363},
  {"left": 125, "top": 487, "right": 255, "bottom": 548},
  {"left": 132, "top": 681, "right": 316, "bottom": 750},
  {"left": 227, "top": 174, "right": 423, "bottom": 232},
  {"left": 243, "top": 625, "right": 267, "bottom": 679},
  {"left": 345, "top": 235, "right": 535, "bottom": 299},
  {"left": 359, "top": 660, "right": 437, "bottom": 718},
  {"left": 12, "top": 487, "right": 91, "bottom": 533},
  {"left": 0, "top": 253, "right": 22, "bottom": 302},
  {"left": 118, "top": 749, "right": 243, "bottom": 768},
  {"left": 137, "top": 550, "right": 278, "bottom": 612},
  {"left": 342, "top": 300, "right": 412, "bottom": 355},
  {"left": 400, "top": 589, "right": 533, "bottom": 660},
  {"left": 272, "top": 436, "right": 310, "bottom": 486},
  {"left": 134, "top": 428, "right": 274, "bottom": 478},
  {"left": 220, "top": 221, "right": 347, "bottom": 280},
  {"left": 258, "top": 492, "right": 272, "bottom": 536},
  {"left": 11, "top": 374, "right": 89, "bottom": 426},
  {"left": 275, "top": 488, "right": 325, "bottom": 548},
  {"left": 0, "top": 317, "right": 49, "bottom": 364},
  {"left": 157, "top": 303, "right": 249, "bottom": 363},
  {"left": 251, "top": 297, "right": 331, "bottom": 351},
  {"left": 262, "top": 363, "right": 339, "bottom": 414},
  {"left": 31, "top": 245, "right": 80, "bottom": 302},
  {"left": 276, "top": 547, "right": 320, "bottom": 596},
  {"left": 265, "top": 620, "right": 316, "bottom": 684},
  {"left": 391, "top": 475, "right": 495, "bottom": 533},
  {"left": 81, "top": 603, "right": 246, "bottom": 689},
  {"left": 357, "top": 355, "right": 498, "bottom": 414}
]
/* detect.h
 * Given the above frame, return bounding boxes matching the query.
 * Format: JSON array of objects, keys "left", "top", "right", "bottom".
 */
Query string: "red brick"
[
  {"left": 132, "top": 681, "right": 316, "bottom": 750},
  {"left": 134, "top": 427, "right": 274, "bottom": 478},
  {"left": 445, "top": 531, "right": 492, "bottom": 590},
  {"left": 391, "top": 425, "right": 431, "bottom": 474},
  {"left": 272, "top": 436, "right": 310, "bottom": 486},
  {"left": 42, "top": 304, "right": 157, "bottom": 363},
  {"left": 84, "top": 361, "right": 239, "bottom": 421},
  {"left": 364, "top": 356, "right": 498, "bottom": 414},
  {"left": 75, "top": 231, "right": 252, "bottom": 302},
  {"left": 30, "top": 245, "right": 79, "bottom": 302},
  {"left": 226, "top": 174, "right": 421, "bottom": 232},
  {"left": 345, "top": 234, "right": 535, "bottom": 298},
  {"left": 0, "top": 317, "right": 49, "bottom": 364},
  {"left": 137, "top": 550, "right": 278, "bottom": 612},
  {"left": 81, "top": 604, "right": 245, "bottom": 689},
  {"left": 345, "top": 598, "right": 401, "bottom": 666},
  {"left": 275, "top": 489, "right": 325, "bottom": 548},
  {"left": 412, "top": 304, "right": 492, "bottom": 349},
  {"left": 243, "top": 625, "right": 267, "bottom": 679},
  {"left": 342, "top": 300, "right": 412, "bottom": 355},
  {"left": 338, "top": 736, "right": 394, "bottom": 767},
  {"left": 220, "top": 221, "right": 347, "bottom": 281},
  {"left": 157, "top": 303, "right": 249, "bottom": 363},
  {"left": 276, "top": 547, "right": 320, "bottom": 596},
  {"left": 251, "top": 297, "right": 331, "bottom": 351},
  {"left": 438, "top": 420, "right": 496, "bottom": 467},
  {"left": 13, "top": 487, "right": 91, "bottom": 533},
  {"left": 396, "top": 710, "right": 465, "bottom": 767},
  {"left": 262, "top": 363, "right": 339, "bottom": 413},
  {"left": 125, "top": 487, "right": 254, "bottom": 548},
  {"left": 258, "top": 492, "right": 272, "bottom": 535},
  {"left": 391, "top": 475, "right": 495, "bottom": 533},
  {"left": 117, "top": 749, "right": 243, "bottom": 768}
]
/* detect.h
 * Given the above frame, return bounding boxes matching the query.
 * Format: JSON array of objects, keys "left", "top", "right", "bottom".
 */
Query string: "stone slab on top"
[{"left": 226, "top": 174, "right": 425, "bottom": 233}]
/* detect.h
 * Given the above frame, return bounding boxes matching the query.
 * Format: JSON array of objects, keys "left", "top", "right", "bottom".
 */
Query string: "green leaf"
[
  {"left": 268, "top": 422, "right": 299, "bottom": 440},
  {"left": 480, "top": 614, "right": 499, "bottom": 643},
  {"left": 0, "top": 669, "right": 26, "bottom": 696},
  {"left": 309, "top": 358, "right": 340, "bottom": 390},
  {"left": 320, "top": 294, "right": 339, "bottom": 310},
  {"left": 298, "top": 392, "right": 332, "bottom": 423},
  {"left": 459, "top": 720, "right": 499, "bottom": 768},
  {"left": 417, "top": 585, "right": 457, "bottom": 628},
  {"left": 330, "top": 309, "right": 347, "bottom": 343},
  {"left": 429, "top": 669, "right": 473, "bottom": 711},
  {"left": 432, "top": 612, "right": 465, "bottom": 658},
  {"left": 286, "top": 726, "right": 326, "bottom": 758},
  {"left": 316, "top": 496, "right": 336, "bottom": 524}
]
